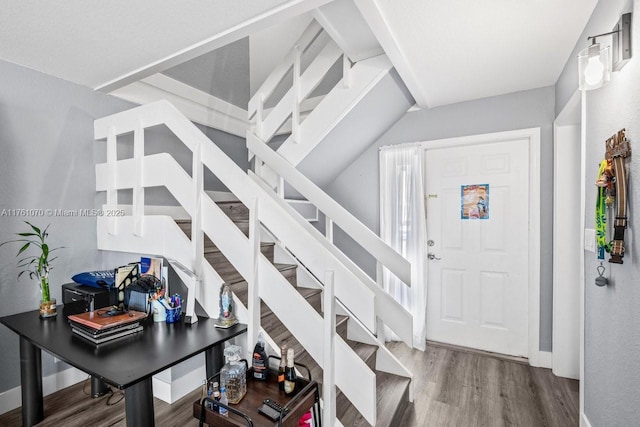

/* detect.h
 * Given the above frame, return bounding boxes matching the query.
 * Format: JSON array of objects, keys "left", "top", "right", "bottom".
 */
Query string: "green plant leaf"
[
  {"left": 42, "top": 243, "right": 49, "bottom": 258},
  {"left": 17, "top": 242, "right": 31, "bottom": 256},
  {"left": 25, "top": 221, "right": 41, "bottom": 235},
  {"left": 17, "top": 232, "right": 37, "bottom": 237}
]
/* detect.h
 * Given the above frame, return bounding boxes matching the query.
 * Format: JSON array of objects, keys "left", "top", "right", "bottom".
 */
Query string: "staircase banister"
[
  {"left": 247, "top": 133, "right": 412, "bottom": 287},
  {"left": 96, "top": 153, "right": 196, "bottom": 214},
  {"left": 248, "top": 20, "right": 323, "bottom": 118},
  {"left": 251, "top": 171, "right": 413, "bottom": 345},
  {"left": 258, "top": 38, "right": 342, "bottom": 143},
  {"left": 146, "top": 107, "right": 377, "bottom": 329},
  {"left": 95, "top": 100, "right": 172, "bottom": 139}
]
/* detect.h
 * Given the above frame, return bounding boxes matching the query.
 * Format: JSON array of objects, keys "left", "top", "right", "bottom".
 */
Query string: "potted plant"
[{"left": 1, "top": 221, "right": 63, "bottom": 317}]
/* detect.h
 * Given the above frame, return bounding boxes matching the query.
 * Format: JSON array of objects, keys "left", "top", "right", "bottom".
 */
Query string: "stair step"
[
  {"left": 261, "top": 310, "right": 349, "bottom": 363},
  {"left": 215, "top": 262, "right": 297, "bottom": 289},
  {"left": 176, "top": 218, "right": 249, "bottom": 237},
  {"left": 216, "top": 200, "right": 249, "bottom": 222},
  {"left": 337, "top": 371, "right": 411, "bottom": 427},
  {"left": 234, "top": 284, "right": 322, "bottom": 316},
  {"left": 296, "top": 339, "right": 377, "bottom": 387}
]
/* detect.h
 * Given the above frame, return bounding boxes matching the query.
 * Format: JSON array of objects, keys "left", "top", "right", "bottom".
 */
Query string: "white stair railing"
[
  {"left": 248, "top": 133, "right": 414, "bottom": 346},
  {"left": 248, "top": 20, "right": 345, "bottom": 163},
  {"left": 94, "top": 100, "right": 379, "bottom": 424}
]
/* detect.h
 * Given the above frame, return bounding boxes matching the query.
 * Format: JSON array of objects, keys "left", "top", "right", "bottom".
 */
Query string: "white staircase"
[
  {"left": 248, "top": 19, "right": 412, "bottom": 189},
  {"left": 93, "top": 15, "right": 418, "bottom": 426},
  {"left": 93, "top": 98, "right": 414, "bottom": 425}
]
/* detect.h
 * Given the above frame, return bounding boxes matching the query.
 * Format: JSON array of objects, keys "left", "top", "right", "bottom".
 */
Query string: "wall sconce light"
[{"left": 578, "top": 12, "right": 632, "bottom": 91}]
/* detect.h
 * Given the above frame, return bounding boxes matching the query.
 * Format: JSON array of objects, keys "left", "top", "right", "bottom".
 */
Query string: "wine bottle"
[
  {"left": 252, "top": 333, "right": 268, "bottom": 381},
  {"left": 284, "top": 348, "right": 296, "bottom": 395},
  {"left": 278, "top": 345, "right": 287, "bottom": 391}
]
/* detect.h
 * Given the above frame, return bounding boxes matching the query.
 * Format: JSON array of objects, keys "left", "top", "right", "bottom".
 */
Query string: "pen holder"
[{"left": 165, "top": 305, "right": 182, "bottom": 323}]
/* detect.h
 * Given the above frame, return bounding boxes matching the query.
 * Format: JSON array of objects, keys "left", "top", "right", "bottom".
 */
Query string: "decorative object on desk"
[
  {"left": 215, "top": 282, "right": 238, "bottom": 328},
  {"left": 161, "top": 292, "right": 182, "bottom": 323},
  {"left": 220, "top": 344, "right": 247, "bottom": 404},
  {"left": 165, "top": 303, "right": 182, "bottom": 323},
  {"left": 114, "top": 262, "right": 139, "bottom": 309},
  {"left": 252, "top": 333, "right": 268, "bottom": 381},
  {"left": 1, "top": 221, "right": 64, "bottom": 318}
]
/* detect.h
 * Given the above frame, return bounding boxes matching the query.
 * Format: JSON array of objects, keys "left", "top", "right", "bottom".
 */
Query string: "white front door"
[{"left": 425, "top": 139, "right": 530, "bottom": 357}]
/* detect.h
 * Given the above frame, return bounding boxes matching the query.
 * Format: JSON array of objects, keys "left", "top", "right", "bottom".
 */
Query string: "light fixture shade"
[{"left": 578, "top": 43, "right": 611, "bottom": 91}]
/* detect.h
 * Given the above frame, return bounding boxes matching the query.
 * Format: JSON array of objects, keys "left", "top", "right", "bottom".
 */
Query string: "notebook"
[{"left": 67, "top": 310, "right": 147, "bottom": 331}]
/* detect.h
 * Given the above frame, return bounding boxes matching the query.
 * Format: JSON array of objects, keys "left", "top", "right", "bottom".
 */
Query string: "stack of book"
[{"left": 68, "top": 310, "right": 147, "bottom": 344}]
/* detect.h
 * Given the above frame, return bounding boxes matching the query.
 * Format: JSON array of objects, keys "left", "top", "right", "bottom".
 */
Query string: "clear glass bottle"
[
  {"left": 220, "top": 344, "right": 247, "bottom": 404},
  {"left": 219, "top": 387, "right": 229, "bottom": 417}
]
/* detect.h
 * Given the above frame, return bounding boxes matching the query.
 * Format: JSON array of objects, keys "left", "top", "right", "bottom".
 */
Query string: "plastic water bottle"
[{"left": 219, "top": 386, "right": 229, "bottom": 417}]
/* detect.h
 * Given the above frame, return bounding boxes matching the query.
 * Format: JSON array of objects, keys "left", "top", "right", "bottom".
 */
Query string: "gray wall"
[
  {"left": 324, "top": 86, "right": 556, "bottom": 352},
  {"left": 163, "top": 37, "right": 250, "bottom": 109},
  {"left": 556, "top": 0, "right": 639, "bottom": 425},
  {"left": 0, "top": 59, "right": 247, "bottom": 394},
  {"left": 0, "top": 59, "right": 134, "bottom": 392}
]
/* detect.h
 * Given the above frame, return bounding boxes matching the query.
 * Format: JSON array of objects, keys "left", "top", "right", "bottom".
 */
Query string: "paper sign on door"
[{"left": 461, "top": 184, "right": 489, "bottom": 220}]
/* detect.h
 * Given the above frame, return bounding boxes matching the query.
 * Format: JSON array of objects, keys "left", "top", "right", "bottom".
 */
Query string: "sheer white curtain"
[{"left": 379, "top": 145, "right": 427, "bottom": 350}]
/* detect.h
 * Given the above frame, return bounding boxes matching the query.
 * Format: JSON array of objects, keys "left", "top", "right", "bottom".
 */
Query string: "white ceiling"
[
  {"left": 0, "top": 0, "right": 599, "bottom": 108},
  {"left": 361, "top": 0, "right": 599, "bottom": 107}
]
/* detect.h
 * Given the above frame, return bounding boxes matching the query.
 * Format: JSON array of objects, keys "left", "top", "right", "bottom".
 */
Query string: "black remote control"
[{"left": 258, "top": 398, "right": 288, "bottom": 421}]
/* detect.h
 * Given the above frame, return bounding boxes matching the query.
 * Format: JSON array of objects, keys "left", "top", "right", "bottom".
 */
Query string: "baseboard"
[
  {"left": 528, "top": 349, "right": 553, "bottom": 369},
  {"left": 537, "top": 350, "right": 553, "bottom": 369},
  {"left": 0, "top": 367, "right": 87, "bottom": 416},
  {"left": 580, "top": 411, "right": 592, "bottom": 427},
  {"left": 152, "top": 365, "right": 205, "bottom": 404}
]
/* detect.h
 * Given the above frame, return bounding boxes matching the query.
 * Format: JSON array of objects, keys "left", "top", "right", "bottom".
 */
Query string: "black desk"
[{"left": 0, "top": 308, "right": 246, "bottom": 426}]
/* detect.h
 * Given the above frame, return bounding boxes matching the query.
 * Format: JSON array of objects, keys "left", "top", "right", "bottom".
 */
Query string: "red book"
[{"left": 67, "top": 310, "right": 147, "bottom": 331}]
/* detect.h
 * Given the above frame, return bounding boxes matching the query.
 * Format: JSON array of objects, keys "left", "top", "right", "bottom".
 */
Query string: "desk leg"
[
  {"left": 19, "top": 337, "right": 43, "bottom": 426},
  {"left": 90, "top": 376, "right": 110, "bottom": 397},
  {"left": 124, "top": 379, "right": 154, "bottom": 427},
  {"left": 205, "top": 345, "right": 224, "bottom": 378}
]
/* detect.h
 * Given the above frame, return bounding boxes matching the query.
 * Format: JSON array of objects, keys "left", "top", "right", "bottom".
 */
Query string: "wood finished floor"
[
  {"left": 387, "top": 342, "right": 579, "bottom": 427},
  {"left": 0, "top": 343, "right": 578, "bottom": 427}
]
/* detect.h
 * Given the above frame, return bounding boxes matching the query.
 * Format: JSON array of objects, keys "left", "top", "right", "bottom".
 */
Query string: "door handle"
[{"left": 427, "top": 253, "right": 441, "bottom": 261}]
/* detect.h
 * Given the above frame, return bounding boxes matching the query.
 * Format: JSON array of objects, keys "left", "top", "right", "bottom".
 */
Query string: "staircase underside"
[{"left": 176, "top": 201, "right": 411, "bottom": 425}]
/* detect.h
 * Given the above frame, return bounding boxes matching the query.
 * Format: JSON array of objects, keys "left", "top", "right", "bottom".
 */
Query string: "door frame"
[
  {"left": 421, "top": 127, "right": 542, "bottom": 364},
  {"left": 552, "top": 89, "right": 582, "bottom": 380}
]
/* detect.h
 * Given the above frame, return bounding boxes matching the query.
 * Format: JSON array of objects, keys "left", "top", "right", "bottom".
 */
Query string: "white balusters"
[
  {"left": 106, "top": 126, "right": 117, "bottom": 235},
  {"left": 325, "top": 216, "right": 334, "bottom": 243},
  {"left": 248, "top": 197, "right": 261, "bottom": 350},
  {"left": 323, "top": 270, "right": 336, "bottom": 425},
  {"left": 133, "top": 119, "right": 145, "bottom": 236},
  {"left": 343, "top": 54, "right": 352, "bottom": 89},
  {"left": 191, "top": 142, "right": 204, "bottom": 279},
  {"left": 292, "top": 46, "right": 301, "bottom": 144}
]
